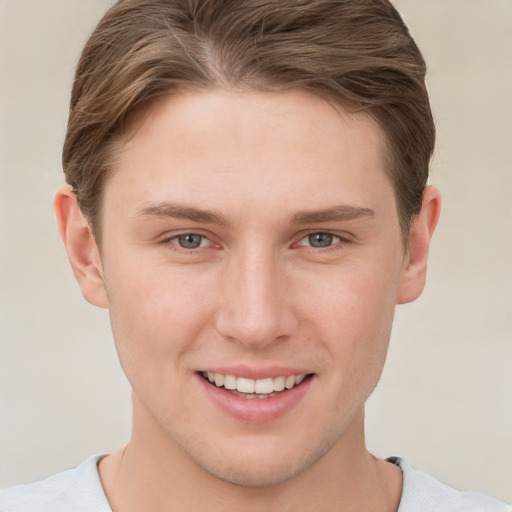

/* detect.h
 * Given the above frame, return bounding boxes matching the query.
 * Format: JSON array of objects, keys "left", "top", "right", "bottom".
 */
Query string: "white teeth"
[
  {"left": 285, "top": 375, "right": 296, "bottom": 389},
  {"left": 236, "top": 377, "right": 255, "bottom": 393},
  {"left": 224, "top": 375, "right": 237, "bottom": 390},
  {"left": 254, "top": 378, "right": 274, "bottom": 394},
  {"left": 273, "top": 376, "right": 286, "bottom": 392},
  {"left": 205, "top": 373, "right": 307, "bottom": 394}
]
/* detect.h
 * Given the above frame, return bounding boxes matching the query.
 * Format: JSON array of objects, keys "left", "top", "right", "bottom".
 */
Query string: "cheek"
[
  {"left": 305, "top": 259, "right": 399, "bottom": 332},
  {"left": 300, "top": 258, "right": 401, "bottom": 375},
  {"left": 104, "top": 261, "right": 217, "bottom": 379}
]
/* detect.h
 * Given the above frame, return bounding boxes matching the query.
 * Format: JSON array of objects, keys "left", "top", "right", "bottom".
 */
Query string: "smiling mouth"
[{"left": 200, "top": 372, "right": 312, "bottom": 399}]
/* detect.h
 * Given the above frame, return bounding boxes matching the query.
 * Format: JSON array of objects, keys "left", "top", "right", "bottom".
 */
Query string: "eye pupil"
[
  {"left": 178, "top": 234, "right": 203, "bottom": 249},
  {"left": 308, "top": 232, "right": 334, "bottom": 248}
]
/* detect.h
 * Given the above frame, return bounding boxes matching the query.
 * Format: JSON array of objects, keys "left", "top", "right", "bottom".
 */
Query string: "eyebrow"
[
  {"left": 290, "top": 205, "right": 375, "bottom": 224},
  {"left": 136, "top": 201, "right": 375, "bottom": 226},
  {"left": 137, "top": 202, "right": 228, "bottom": 225}
]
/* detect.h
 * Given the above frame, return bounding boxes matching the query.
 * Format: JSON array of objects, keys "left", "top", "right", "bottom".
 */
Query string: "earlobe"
[
  {"left": 53, "top": 184, "right": 109, "bottom": 309},
  {"left": 397, "top": 185, "right": 441, "bottom": 304}
]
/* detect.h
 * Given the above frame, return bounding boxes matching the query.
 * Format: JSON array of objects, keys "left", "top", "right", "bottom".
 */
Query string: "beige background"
[{"left": 0, "top": 0, "right": 511, "bottom": 503}]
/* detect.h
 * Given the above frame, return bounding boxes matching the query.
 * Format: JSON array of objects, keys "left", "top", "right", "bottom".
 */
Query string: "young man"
[{"left": 1, "top": 0, "right": 510, "bottom": 511}]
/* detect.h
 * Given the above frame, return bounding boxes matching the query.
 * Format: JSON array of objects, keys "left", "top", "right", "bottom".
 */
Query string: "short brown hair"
[{"left": 63, "top": 0, "right": 434, "bottom": 240}]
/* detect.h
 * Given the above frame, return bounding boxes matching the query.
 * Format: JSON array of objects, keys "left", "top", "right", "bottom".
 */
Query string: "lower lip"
[{"left": 197, "top": 374, "right": 313, "bottom": 424}]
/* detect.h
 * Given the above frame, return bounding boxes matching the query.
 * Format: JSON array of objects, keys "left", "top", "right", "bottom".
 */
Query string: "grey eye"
[
  {"left": 308, "top": 232, "right": 335, "bottom": 248},
  {"left": 177, "top": 234, "right": 204, "bottom": 249}
]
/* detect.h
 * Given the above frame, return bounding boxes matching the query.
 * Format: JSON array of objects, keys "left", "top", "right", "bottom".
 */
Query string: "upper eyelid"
[
  {"left": 168, "top": 231, "right": 206, "bottom": 239},
  {"left": 160, "top": 229, "right": 213, "bottom": 241}
]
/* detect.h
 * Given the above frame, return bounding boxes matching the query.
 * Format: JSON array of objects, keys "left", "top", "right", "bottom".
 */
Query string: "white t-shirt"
[{"left": 0, "top": 455, "right": 510, "bottom": 511}]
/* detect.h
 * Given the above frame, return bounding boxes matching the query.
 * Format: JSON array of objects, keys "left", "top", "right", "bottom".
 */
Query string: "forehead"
[{"left": 107, "top": 89, "right": 395, "bottom": 225}]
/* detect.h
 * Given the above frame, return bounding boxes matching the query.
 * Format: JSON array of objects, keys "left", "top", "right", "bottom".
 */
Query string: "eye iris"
[
  {"left": 178, "top": 234, "right": 203, "bottom": 249},
  {"left": 308, "top": 232, "right": 334, "bottom": 248}
]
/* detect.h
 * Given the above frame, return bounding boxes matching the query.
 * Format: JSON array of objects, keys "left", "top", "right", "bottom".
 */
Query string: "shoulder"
[
  {"left": 390, "top": 457, "right": 512, "bottom": 512},
  {"left": 0, "top": 455, "right": 112, "bottom": 512}
]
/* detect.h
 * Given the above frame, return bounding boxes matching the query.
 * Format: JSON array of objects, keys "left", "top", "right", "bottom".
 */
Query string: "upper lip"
[{"left": 197, "top": 365, "right": 312, "bottom": 380}]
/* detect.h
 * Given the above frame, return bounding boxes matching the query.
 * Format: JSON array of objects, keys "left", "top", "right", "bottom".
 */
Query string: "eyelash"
[
  {"left": 296, "top": 232, "right": 344, "bottom": 250},
  {"left": 163, "top": 232, "right": 214, "bottom": 252},
  {"left": 161, "top": 231, "right": 349, "bottom": 252}
]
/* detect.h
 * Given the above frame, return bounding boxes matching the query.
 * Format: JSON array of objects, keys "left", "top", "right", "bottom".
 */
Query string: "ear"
[
  {"left": 397, "top": 186, "right": 441, "bottom": 304},
  {"left": 53, "top": 184, "right": 109, "bottom": 308}
]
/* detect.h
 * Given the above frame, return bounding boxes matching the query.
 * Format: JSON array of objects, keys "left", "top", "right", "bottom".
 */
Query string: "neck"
[{"left": 99, "top": 404, "right": 402, "bottom": 512}]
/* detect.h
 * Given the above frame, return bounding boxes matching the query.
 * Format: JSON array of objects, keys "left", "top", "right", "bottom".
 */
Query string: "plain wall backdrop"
[{"left": 0, "top": 0, "right": 511, "bottom": 503}]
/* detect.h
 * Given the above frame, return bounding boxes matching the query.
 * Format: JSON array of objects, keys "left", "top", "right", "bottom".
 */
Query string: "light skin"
[{"left": 54, "top": 89, "right": 440, "bottom": 511}]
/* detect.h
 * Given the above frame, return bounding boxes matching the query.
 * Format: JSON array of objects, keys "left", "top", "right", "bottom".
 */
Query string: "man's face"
[{"left": 97, "top": 89, "right": 408, "bottom": 486}]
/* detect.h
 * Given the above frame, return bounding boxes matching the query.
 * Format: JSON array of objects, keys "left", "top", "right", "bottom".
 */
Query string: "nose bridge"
[{"left": 216, "top": 241, "right": 294, "bottom": 347}]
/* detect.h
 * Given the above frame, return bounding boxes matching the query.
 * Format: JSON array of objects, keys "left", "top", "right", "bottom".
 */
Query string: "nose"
[{"left": 215, "top": 245, "right": 298, "bottom": 349}]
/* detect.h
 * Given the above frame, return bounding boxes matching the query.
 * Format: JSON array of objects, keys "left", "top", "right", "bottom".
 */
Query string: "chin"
[
  {"left": 201, "top": 457, "right": 308, "bottom": 488},
  {"left": 188, "top": 433, "right": 337, "bottom": 488}
]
